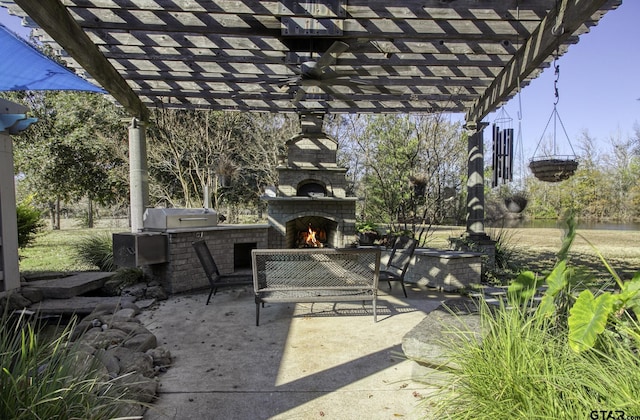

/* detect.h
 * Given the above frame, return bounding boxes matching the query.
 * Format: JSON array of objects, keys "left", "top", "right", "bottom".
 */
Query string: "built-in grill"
[
  {"left": 113, "top": 208, "right": 219, "bottom": 268},
  {"left": 143, "top": 208, "right": 218, "bottom": 232}
]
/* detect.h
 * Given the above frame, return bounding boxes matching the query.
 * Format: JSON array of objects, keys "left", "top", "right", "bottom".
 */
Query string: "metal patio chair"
[
  {"left": 192, "top": 240, "right": 252, "bottom": 305},
  {"left": 378, "top": 235, "right": 418, "bottom": 298}
]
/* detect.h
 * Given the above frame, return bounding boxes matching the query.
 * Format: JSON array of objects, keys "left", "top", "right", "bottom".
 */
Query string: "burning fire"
[{"left": 299, "top": 224, "right": 326, "bottom": 248}]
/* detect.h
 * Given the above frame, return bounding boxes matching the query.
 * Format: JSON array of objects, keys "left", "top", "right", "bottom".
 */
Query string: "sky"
[
  {"left": 480, "top": 0, "right": 640, "bottom": 159},
  {"left": 1, "top": 2, "right": 638, "bottom": 158}
]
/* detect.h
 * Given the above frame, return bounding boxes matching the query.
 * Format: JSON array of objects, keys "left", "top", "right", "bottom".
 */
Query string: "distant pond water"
[{"left": 487, "top": 219, "right": 640, "bottom": 231}]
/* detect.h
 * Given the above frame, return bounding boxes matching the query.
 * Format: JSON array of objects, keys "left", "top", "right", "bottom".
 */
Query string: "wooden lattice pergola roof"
[{"left": 3, "top": 0, "right": 621, "bottom": 123}]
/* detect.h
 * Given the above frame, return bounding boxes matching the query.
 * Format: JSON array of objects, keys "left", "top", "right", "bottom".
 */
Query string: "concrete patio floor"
[{"left": 138, "top": 283, "right": 463, "bottom": 420}]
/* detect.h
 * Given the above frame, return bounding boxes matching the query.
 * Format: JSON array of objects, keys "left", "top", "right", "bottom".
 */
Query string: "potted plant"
[
  {"left": 356, "top": 222, "right": 380, "bottom": 246},
  {"left": 529, "top": 156, "right": 578, "bottom": 183}
]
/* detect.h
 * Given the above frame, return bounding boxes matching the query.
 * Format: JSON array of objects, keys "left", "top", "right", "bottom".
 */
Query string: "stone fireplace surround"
[
  {"left": 263, "top": 113, "right": 357, "bottom": 249},
  {"left": 145, "top": 114, "right": 358, "bottom": 293}
]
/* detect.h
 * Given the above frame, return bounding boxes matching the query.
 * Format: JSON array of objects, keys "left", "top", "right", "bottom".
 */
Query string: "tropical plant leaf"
[
  {"left": 619, "top": 272, "right": 640, "bottom": 317},
  {"left": 546, "top": 260, "right": 569, "bottom": 296},
  {"left": 620, "top": 272, "right": 640, "bottom": 297},
  {"left": 537, "top": 294, "right": 556, "bottom": 318},
  {"left": 537, "top": 260, "right": 576, "bottom": 317},
  {"left": 568, "top": 290, "right": 615, "bottom": 353},
  {"left": 557, "top": 212, "right": 576, "bottom": 262},
  {"left": 507, "top": 271, "right": 541, "bottom": 303}
]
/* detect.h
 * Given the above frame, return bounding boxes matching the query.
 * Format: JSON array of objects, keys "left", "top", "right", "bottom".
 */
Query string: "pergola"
[
  {"left": 0, "top": 0, "right": 622, "bottom": 255},
  {"left": 3, "top": 0, "right": 619, "bottom": 120}
]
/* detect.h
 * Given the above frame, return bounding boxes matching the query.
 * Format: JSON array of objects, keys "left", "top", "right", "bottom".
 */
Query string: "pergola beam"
[
  {"left": 9, "top": 0, "right": 618, "bottom": 116},
  {"left": 62, "top": 0, "right": 563, "bottom": 21},
  {"left": 466, "top": 0, "right": 619, "bottom": 124},
  {"left": 15, "top": 0, "right": 149, "bottom": 120}
]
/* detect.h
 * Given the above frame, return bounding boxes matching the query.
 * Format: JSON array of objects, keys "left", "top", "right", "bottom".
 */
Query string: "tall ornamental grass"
[
  {"left": 0, "top": 312, "right": 134, "bottom": 419},
  {"left": 430, "top": 299, "right": 640, "bottom": 419},
  {"left": 71, "top": 232, "right": 115, "bottom": 272}
]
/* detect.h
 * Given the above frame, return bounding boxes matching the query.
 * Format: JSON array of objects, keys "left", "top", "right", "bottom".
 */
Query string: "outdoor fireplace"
[{"left": 263, "top": 114, "right": 357, "bottom": 249}]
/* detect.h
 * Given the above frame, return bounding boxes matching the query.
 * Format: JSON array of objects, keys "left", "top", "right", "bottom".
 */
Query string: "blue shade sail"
[{"left": 0, "top": 23, "right": 105, "bottom": 93}]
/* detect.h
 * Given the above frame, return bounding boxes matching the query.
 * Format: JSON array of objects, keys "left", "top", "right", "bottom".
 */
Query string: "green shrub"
[
  {"left": 16, "top": 198, "right": 44, "bottom": 249},
  {"left": 487, "top": 227, "right": 518, "bottom": 271},
  {"left": 356, "top": 221, "right": 379, "bottom": 234},
  {"left": 71, "top": 232, "right": 115, "bottom": 271},
  {"left": 0, "top": 312, "right": 134, "bottom": 419}
]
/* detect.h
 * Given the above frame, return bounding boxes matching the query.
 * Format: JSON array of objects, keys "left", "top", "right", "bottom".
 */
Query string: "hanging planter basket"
[
  {"left": 529, "top": 156, "right": 578, "bottom": 182},
  {"left": 529, "top": 56, "right": 579, "bottom": 184},
  {"left": 503, "top": 194, "right": 528, "bottom": 213}
]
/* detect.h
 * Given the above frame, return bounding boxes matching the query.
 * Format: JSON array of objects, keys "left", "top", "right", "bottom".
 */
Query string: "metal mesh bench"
[{"left": 251, "top": 248, "right": 381, "bottom": 326}]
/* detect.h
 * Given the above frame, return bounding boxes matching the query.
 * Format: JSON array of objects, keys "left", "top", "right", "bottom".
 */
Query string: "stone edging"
[
  {"left": 1, "top": 291, "right": 171, "bottom": 418},
  {"left": 70, "top": 300, "right": 172, "bottom": 417}
]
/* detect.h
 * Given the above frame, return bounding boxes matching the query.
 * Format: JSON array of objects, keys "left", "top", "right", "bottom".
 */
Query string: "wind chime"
[
  {"left": 490, "top": 0, "right": 527, "bottom": 213},
  {"left": 492, "top": 108, "right": 527, "bottom": 213},
  {"left": 492, "top": 108, "right": 515, "bottom": 188}
]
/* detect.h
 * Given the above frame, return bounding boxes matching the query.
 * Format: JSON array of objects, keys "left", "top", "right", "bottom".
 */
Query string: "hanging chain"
[
  {"left": 553, "top": 0, "right": 562, "bottom": 106},
  {"left": 553, "top": 53, "right": 560, "bottom": 106},
  {"left": 516, "top": 0, "right": 523, "bottom": 121}
]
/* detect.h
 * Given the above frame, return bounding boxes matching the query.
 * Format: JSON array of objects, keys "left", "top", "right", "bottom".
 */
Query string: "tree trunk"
[
  {"left": 55, "top": 197, "right": 61, "bottom": 230},
  {"left": 48, "top": 200, "right": 57, "bottom": 229},
  {"left": 87, "top": 197, "right": 94, "bottom": 228}
]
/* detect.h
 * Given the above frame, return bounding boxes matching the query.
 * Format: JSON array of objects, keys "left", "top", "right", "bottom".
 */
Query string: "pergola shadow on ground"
[{"left": 138, "top": 284, "right": 456, "bottom": 419}]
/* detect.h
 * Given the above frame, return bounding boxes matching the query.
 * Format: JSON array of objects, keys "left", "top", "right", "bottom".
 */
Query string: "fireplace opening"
[{"left": 286, "top": 216, "right": 338, "bottom": 248}]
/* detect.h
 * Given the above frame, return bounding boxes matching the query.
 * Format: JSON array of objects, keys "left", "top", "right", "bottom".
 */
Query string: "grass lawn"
[
  {"left": 427, "top": 225, "right": 640, "bottom": 283},
  {"left": 19, "top": 218, "right": 128, "bottom": 275}
]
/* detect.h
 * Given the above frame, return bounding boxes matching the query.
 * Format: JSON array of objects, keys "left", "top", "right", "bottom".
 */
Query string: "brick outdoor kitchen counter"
[
  {"left": 138, "top": 228, "right": 483, "bottom": 295},
  {"left": 145, "top": 224, "right": 271, "bottom": 294}
]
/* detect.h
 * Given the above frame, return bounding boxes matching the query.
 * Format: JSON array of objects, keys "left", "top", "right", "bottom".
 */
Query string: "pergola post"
[
  {"left": 465, "top": 123, "right": 488, "bottom": 236},
  {"left": 0, "top": 98, "right": 37, "bottom": 292},
  {"left": 128, "top": 118, "right": 149, "bottom": 232},
  {"left": 0, "top": 130, "right": 20, "bottom": 292},
  {"left": 460, "top": 122, "right": 496, "bottom": 267}
]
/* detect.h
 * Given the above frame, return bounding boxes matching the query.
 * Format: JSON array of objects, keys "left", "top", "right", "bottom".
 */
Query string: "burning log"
[{"left": 298, "top": 224, "right": 326, "bottom": 248}]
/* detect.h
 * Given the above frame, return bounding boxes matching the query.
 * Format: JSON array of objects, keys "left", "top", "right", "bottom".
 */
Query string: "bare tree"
[{"left": 147, "top": 109, "right": 296, "bottom": 218}]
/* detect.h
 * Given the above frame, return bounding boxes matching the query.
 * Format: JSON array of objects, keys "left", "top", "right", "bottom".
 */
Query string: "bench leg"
[
  {"left": 373, "top": 298, "right": 377, "bottom": 322},
  {"left": 206, "top": 287, "right": 214, "bottom": 305}
]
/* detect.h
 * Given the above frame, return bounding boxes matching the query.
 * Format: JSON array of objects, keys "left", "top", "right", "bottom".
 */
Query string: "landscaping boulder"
[
  {"left": 69, "top": 302, "right": 171, "bottom": 416},
  {"left": 0, "top": 292, "right": 32, "bottom": 312},
  {"left": 124, "top": 332, "right": 158, "bottom": 352},
  {"left": 19, "top": 287, "right": 44, "bottom": 304}
]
